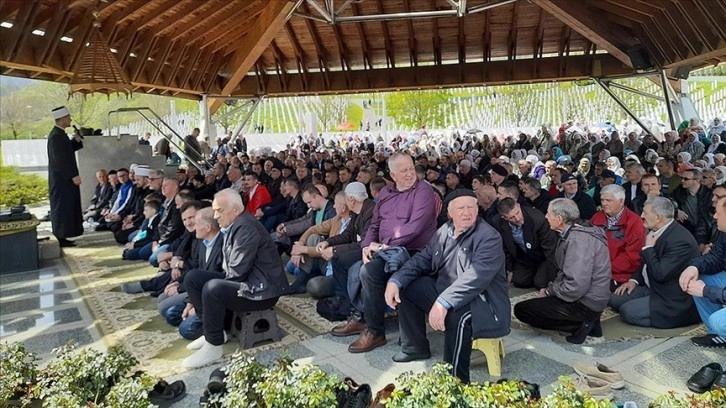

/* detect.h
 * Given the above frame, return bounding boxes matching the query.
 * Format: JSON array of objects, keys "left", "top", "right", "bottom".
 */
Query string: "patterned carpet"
[
  {"left": 62, "top": 231, "right": 335, "bottom": 377},
  {"left": 63, "top": 231, "right": 705, "bottom": 376}
]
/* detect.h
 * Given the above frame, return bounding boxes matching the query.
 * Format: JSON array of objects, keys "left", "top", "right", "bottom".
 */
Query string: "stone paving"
[{"left": 0, "top": 207, "right": 720, "bottom": 407}]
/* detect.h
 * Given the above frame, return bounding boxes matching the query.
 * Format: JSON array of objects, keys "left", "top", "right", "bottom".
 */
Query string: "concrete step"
[{"left": 38, "top": 237, "right": 61, "bottom": 261}]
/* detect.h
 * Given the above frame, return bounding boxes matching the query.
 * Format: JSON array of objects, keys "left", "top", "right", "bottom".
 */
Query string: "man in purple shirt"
[{"left": 334, "top": 152, "right": 439, "bottom": 353}]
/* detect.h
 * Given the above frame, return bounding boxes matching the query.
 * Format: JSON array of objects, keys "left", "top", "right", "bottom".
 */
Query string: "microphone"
[{"left": 72, "top": 125, "right": 84, "bottom": 140}]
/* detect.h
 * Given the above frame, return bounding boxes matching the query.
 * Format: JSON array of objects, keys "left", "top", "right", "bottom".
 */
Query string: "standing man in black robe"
[{"left": 48, "top": 106, "right": 84, "bottom": 247}]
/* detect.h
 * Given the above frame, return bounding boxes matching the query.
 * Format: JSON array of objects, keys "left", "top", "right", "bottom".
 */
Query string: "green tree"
[
  {"left": 0, "top": 92, "right": 22, "bottom": 139},
  {"left": 386, "top": 90, "right": 451, "bottom": 129},
  {"left": 309, "top": 95, "right": 348, "bottom": 131}
]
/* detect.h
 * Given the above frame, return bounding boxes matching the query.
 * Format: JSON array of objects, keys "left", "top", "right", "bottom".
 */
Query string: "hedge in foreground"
[{"left": 0, "top": 165, "right": 48, "bottom": 208}]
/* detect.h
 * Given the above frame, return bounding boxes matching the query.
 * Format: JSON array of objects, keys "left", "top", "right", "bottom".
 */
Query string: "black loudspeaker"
[
  {"left": 627, "top": 46, "right": 653, "bottom": 71},
  {"left": 672, "top": 65, "right": 692, "bottom": 79}
]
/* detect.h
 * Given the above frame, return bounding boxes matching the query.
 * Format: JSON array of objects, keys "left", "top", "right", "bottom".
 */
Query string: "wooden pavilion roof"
[{"left": 1, "top": 0, "right": 725, "bottom": 112}]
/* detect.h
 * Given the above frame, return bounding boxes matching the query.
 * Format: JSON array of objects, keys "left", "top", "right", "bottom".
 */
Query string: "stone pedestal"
[{"left": 0, "top": 218, "right": 40, "bottom": 274}]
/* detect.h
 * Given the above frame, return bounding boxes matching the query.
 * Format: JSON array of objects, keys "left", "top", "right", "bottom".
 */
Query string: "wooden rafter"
[
  {"left": 376, "top": 0, "right": 394, "bottom": 68},
  {"left": 131, "top": 34, "right": 156, "bottom": 82},
  {"left": 271, "top": 40, "right": 288, "bottom": 92},
  {"left": 458, "top": 18, "right": 465, "bottom": 64},
  {"left": 177, "top": 48, "right": 202, "bottom": 89},
  {"left": 133, "top": 0, "right": 181, "bottom": 31},
  {"left": 165, "top": 45, "right": 188, "bottom": 89},
  {"left": 303, "top": 16, "right": 330, "bottom": 89},
  {"left": 431, "top": 0, "right": 441, "bottom": 66},
  {"left": 65, "top": 9, "right": 96, "bottom": 71},
  {"left": 116, "top": 0, "right": 159, "bottom": 25},
  {"left": 208, "top": 0, "right": 295, "bottom": 112},
  {"left": 285, "top": 23, "right": 309, "bottom": 78},
  {"left": 236, "top": 54, "right": 632, "bottom": 96},
  {"left": 153, "top": 0, "right": 216, "bottom": 38},
  {"left": 191, "top": 52, "right": 214, "bottom": 91},
  {"left": 212, "top": 24, "right": 256, "bottom": 55},
  {"left": 691, "top": 0, "right": 726, "bottom": 44},
  {"left": 4, "top": 0, "right": 39, "bottom": 61},
  {"left": 533, "top": 0, "right": 632, "bottom": 66},
  {"left": 172, "top": 0, "right": 234, "bottom": 43},
  {"left": 588, "top": 1, "right": 644, "bottom": 24},
  {"left": 203, "top": 54, "right": 225, "bottom": 93},
  {"left": 403, "top": 0, "right": 417, "bottom": 67},
  {"left": 198, "top": 0, "right": 265, "bottom": 50},
  {"left": 352, "top": 2, "right": 371, "bottom": 70},
  {"left": 650, "top": 15, "right": 683, "bottom": 62},
  {"left": 150, "top": 39, "right": 174, "bottom": 84},
  {"left": 507, "top": 0, "right": 518, "bottom": 61},
  {"left": 670, "top": 0, "right": 716, "bottom": 54},
  {"left": 37, "top": 5, "right": 71, "bottom": 66},
  {"left": 659, "top": 4, "right": 700, "bottom": 56}
]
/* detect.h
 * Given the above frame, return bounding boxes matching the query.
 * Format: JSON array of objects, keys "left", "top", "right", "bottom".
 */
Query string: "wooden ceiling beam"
[
  {"left": 153, "top": 0, "right": 214, "bottom": 37},
  {"left": 65, "top": 9, "right": 96, "bottom": 72},
  {"left": 165, "top": 45, "right": 188, "bottom": 89},
  {"left": 303, "top": 16, "right": 330, "bottom": 89},
  {"left": 203, "top": 54, "right": 225, "bottom": 93},
  {"left": 232, "top": 54, "right": 633, "bottom": 96},
  {"left": 352, "top": 2, "right": 371, "bottom": 70},
  {"left": 271, "top": 40, "right": 288, "bottom": 92},
  {"left": 588, "top": 2, "right": 644, "bottom": 23},
  {"left": 4, "top": 0, "right": 39, "bottom": 61},
  {"left": 658, "top": 4, "right": 701, "bottom": 56},
  {"left": 691, "top": 0, "right": 726, "bottom": 42},
  {"left": 36, "top": 4, "right": 71, "bottom": 66},
  {"left": 332, "top": 25, "right": 351, "bottom": 87},
  {"left": 533, "top": 0, "right": 632, "bottom": 66},
  {"left": 198, "top": 0, "right": 265, "bottom": 50},
  {"left": 149, "top": 39, "right": 174, "bottom": 85},
  {"left": 284, "top": 23, "right": 309, "bottom": 76},
  {"left": 132, "top": 0, "right": 182, "bottom": 31},
  {"left": 649, "top": 15, "right": 684, "bottom": 63},
  {"left": 432, "top": 0, "right": 442, "bottom": 65},
  {"left": 376, "top": 0, "right": 395, "bottom": 68},
  {"left": 458, "top": 17, "right": 466, "bottom": 64},
  {"left": 507, "top": 0, "right": 519, "bottom": 61},
  {"left": 603, "top": 0, "right": 657, "bottom": 17},
  {"left": 192, "top": 52, "right": 215, "bottom": 91},
  {"left": 209, "top": 0, "right": 295, "bottom": 112},
  {"left": 177, "top": 48, "right": 202, "bottom": 89},
  {"left": 403, "top": 0, "right": 418, "bottom": 67},
  {"left": 131, "top": 34, "right": 157, "bottom": 82},
  {"left": 116, "top": 0, "right": 160, "bottom": 26},
  {"left": 664, "top": 39, "right": 726, "bottom": 68},
  {"left": 172, "top": 0, "right": 235, "bottom": 44},
  {"left": 670, "top": 0, "right": 717, "bottom": 54},
  {"left": 212, "top": 24, "right": 255, "bottom": 56}
]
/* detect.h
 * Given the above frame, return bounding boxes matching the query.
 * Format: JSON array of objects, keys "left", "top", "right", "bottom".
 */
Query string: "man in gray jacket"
[
  {"left": 514, "top": 198, "right": 611, "bottom": 344},
  {"left": 384, "top": 189, "right": 511, "bottom": 383},
  {"left": 181, "top": 189, "right": 288, "bottom": 368}
]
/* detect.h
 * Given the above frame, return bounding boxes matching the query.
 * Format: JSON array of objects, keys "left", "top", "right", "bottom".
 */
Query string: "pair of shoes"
[
  {"left": 392, "top": 351, "right": 431, "bottom": 363},
  {"left": 687, "top": 363, "right": 725, "bottom": 393},
  {"left": 121, "top": 282, "right": 144, "bottom": 294},
  {"left": 691, "top": 334, "right": 726, "bottom": 348},
  {"left": 575, "top": 376, "right": 614, "bottom": 400},
  {"left": 182, "top": 341, "right": 224, "bottom": 369},
  {"left": 148, "top": 380, "right": 186, "bottom": 408},
  {"left": 186, "top": 332, "right": 228, "bottom": 351},
  {"left": 58, "top": 239, "right": 77, "bottom": 247},
  {"left": 332, "top": 316, "right": 366, "bottom": 337},
  {"left": 348, "top": 329, "right": 387, "bottom": 353},
  {"left": 566, "top": 318, "right": 601, "bottom": 344},
  {"left": 573, "top": 362, "right": 625, "bottom": 389}
]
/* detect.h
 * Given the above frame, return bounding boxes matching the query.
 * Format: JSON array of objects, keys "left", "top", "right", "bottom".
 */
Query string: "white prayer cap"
[
  {"left": 135, "top": 165, "right": 150, "bottom": 177},
  {"left": 51, "top": 106, "right": 70, "bottom": 120}
]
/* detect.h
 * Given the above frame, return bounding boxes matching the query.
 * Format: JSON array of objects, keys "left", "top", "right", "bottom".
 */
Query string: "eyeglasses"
[{"left": 681, "top": 177, "right": 696, "bottom": 181}]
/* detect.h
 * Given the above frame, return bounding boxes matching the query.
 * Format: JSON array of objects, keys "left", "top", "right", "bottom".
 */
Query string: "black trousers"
[
  {"left": 331, "top": 249, "right": 362, "bottom": 301},
  {"left": 398, "top": 276, "right": 474, "bottom": 383},
  {"left": 360, "top": 250, "right": 418, "bottom": 336},
  {"left": 185, "top": 269, "right": 278, "bottom": 346},
  {"left": 511, "top": 261, "right": 553, "bottom": 289},
  {"left": 513, "top": 296, "right": 600, "bottom": 334},
  {"left": 140, "top": 270, "right": 172, "bottom": 292}
]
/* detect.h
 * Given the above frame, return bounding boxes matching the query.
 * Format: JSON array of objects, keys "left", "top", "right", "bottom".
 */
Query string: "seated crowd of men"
[{"left": 85, "top": 122, "right": 726, "bottom": 379}]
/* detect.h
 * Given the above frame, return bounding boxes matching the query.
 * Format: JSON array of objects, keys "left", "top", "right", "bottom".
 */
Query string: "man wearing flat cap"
[
  {"left": 384, "top": 189, "right": 511, "bottom": 383},
  {"left": 48, "top": 106, "right": 84, "bottom": 247}
]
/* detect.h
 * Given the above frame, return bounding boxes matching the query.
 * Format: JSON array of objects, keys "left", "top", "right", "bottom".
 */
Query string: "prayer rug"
[{"left": 61, "top": 231, "right": 330, "bottom": 377}]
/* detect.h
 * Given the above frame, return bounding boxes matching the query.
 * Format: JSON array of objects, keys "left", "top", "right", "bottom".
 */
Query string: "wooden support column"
[{"left": 209, "top": 0, "right": 295, "bottom": 113}]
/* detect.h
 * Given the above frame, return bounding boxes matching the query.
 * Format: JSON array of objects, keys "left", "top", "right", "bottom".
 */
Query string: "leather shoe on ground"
[
  {"left": 686, "top": 362, "right": 723, "bottom": 393},
  {"left": 691, "top": 334, "right": 726, "bottom": 348},
  {"left": 331, "top": 317, "right": 366, "bottom": 337},
  {"left": 348, "top": 330, "right": 387, "bottom": 353},
  {"left": 712, "top": 373, "right": 726, "bottom": 390},
  {"left": 392, "top": 351, "right": 431, "bottom": 363},
  {"left": 58, "top": 239, "right": 77, "bottom": 247}
]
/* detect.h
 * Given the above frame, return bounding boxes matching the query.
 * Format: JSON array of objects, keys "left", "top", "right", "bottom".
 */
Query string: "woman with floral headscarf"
[
  {"left": 606, "top": 156, "right": 625, "bottom": 178},
  {"left": 677, "top": 152, "right": 693, "bottom": 173}
]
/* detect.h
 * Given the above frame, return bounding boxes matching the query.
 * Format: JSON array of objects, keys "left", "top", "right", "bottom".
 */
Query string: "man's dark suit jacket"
[
  {"left": 634, "top": 221, "right": 701, "bottom": 328},
  {"left": 492, "top": 205, "right": 558, "bottom": 287},
  {"left": 225, "top": 212, "right": 288, "bottom": 301},
  {"left": 622, "top": 181, "right": 645, "bottom": 211}
]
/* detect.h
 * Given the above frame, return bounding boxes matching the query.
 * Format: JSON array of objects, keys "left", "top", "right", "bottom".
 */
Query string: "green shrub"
[{"left": 0, "top": 165, "right": 48, "bottom": 208}]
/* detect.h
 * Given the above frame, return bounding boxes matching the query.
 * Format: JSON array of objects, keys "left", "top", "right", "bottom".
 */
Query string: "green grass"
[{"left": 346, "top": 103, "right": 364, "bottom": 128}]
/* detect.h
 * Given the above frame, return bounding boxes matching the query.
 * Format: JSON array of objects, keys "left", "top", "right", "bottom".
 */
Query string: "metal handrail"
[{"left": 107, "top": 107, "right": 211, "bottom": 172}]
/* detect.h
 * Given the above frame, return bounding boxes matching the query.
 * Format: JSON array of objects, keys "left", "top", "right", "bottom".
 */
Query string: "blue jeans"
[
  {"left": 694, "top": 272, "right": 726, "bottom": 336},
  {"left": 178, "top": 315, "right": 203, "bottom": 340},
  {"left": 164, "top": 303, "right": 186, "bottom": 327},
  {"left": 149, "top": 244, "right": 170, "bottom": 267}
]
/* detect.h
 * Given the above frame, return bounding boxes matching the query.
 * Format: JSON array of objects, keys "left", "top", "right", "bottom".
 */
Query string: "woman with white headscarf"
[
  {"left": 703, "top": 153, "right": 716, "bottom": 169},
  {"left": 606, "top": 156, "right": 625, "bottom": 178},
  {"left": 715, "top": 166, "right": 726, "bottom": 186},
  {"left": 677, "top": 152, "right": 693, "bottom": 174},
  {"left": 707, "top": 134, "right": 726, "bottom": 155}
]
